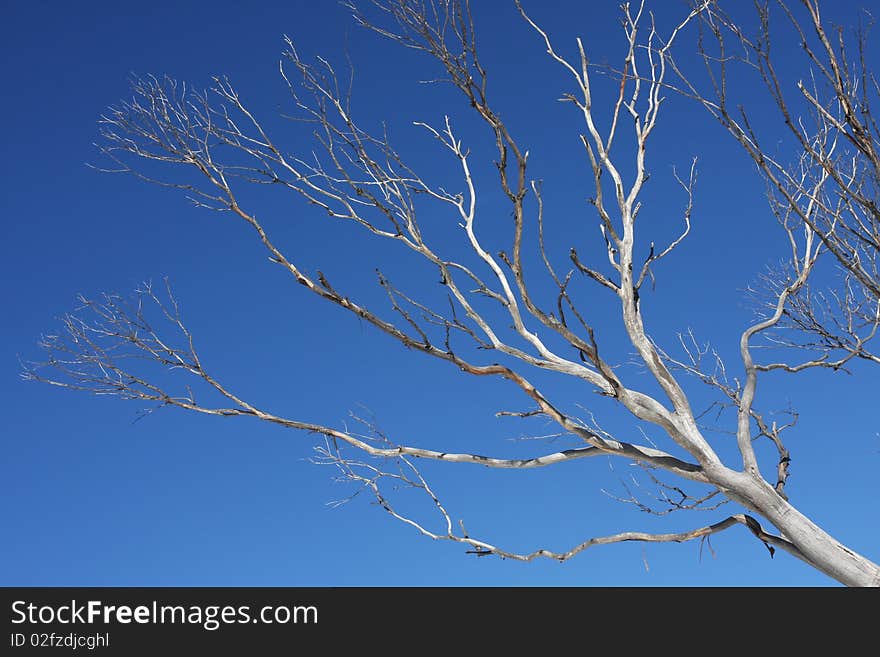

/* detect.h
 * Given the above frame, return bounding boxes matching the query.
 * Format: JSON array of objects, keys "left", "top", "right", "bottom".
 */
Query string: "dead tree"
[{"left": 23, "top": 0, "right": 880, "bottom": 586}]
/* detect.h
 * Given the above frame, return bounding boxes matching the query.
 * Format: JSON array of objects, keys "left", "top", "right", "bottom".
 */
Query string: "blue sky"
[{"left": 2, "top": 0, "right": 877, "bottom": 587}]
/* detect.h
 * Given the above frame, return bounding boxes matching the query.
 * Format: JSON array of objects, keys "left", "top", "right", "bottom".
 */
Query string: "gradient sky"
[{"left": 3, "top": 0, "right": 877, "bottom": 587}]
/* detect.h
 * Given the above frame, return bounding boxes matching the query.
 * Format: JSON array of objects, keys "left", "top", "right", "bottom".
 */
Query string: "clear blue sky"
[{"left": 2, "top": 0, "right": 877, "bottom": 587}]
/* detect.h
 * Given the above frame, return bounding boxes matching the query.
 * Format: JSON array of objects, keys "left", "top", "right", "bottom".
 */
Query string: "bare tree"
[{"left": 23, "top": 0, "right": 880, "bottom": 586}]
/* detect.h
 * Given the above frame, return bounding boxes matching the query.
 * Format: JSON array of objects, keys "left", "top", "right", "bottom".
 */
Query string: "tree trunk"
[{"left": 726, "top": 470, "right": 880, "bottom": 587}]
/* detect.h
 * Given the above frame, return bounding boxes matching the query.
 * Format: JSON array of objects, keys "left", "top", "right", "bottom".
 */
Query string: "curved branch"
[
  {"left": 24, "top": 284, "right": 708, "bottom": 482},
  {"left": 335, "top": 444, "right": 796, "bottom": 562}
]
